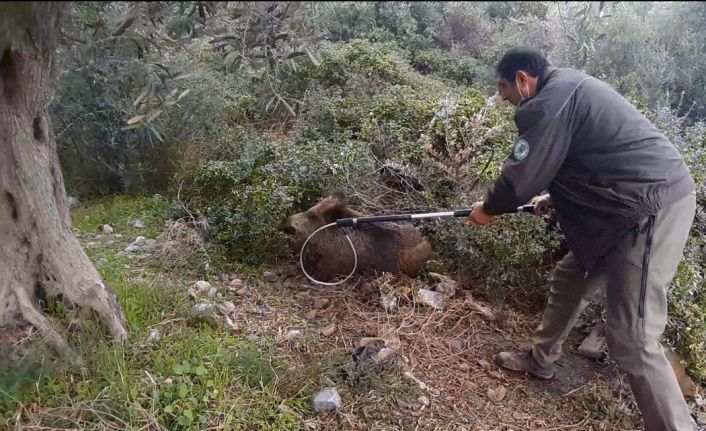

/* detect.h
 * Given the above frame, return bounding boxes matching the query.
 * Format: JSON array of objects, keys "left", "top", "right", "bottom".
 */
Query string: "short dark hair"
[{"left": 496, "top": 47, "right": 550, "bottom": 83}]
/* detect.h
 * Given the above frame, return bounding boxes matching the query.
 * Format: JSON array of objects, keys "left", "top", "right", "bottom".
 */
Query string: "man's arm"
[{"left": 482, "top": 105, "right": 572, "bottom": 215}]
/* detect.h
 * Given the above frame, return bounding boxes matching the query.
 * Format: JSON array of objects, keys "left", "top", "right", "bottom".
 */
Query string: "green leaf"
[
  {"left": 133, "top": 88, "right": 150, "bottom": 108},
  {"left": 286, "top": 51, "right": 306, "bottom": 59},
  {"left": 164, "top": 405, "right": 174, "bottom": 414},
  {"left": 172, "top": 73, "right": 194, "bottom": 81},
  {"left": 178, "top": 382, "right": 189, "bottom": 398},
  {"left": 224, "top": 51, "right": 240, "bottom": 69},
  {"left": 193, "top": 364, "right": 207, "bottom": 376},
  {"left": 177, "top": 409, "right": 194, "bottom": 426},
  {"left": 280, "top": 97, "right": 296, "bottom": 117},
  {"left": 265, "top": 96, "right": 276, "bottom": 112},
  {"left": 121, "top": 123, "right": 143, "bottom": 131},
  {"left": 305, "top": 47, "right": 321, "bottom": 67},
  {"left": 177, "top": 89, "right": 191, "bottom": 102},
  {"left": 127, "top": 115, "right": 146, "bottom": 125},
  {"left": 172, "top": 363, "right": 186, "bottom": 375},
  {"left": 573, "top": 6, "right": 588, "bottom": 19},
  {"left": 153, "top": 63, "right": 173, "bottom": 78},
  {"left": 146, "top": 109, "right": 163, "bottom": 123},
  {"left": 148, "top": 125, "right": 164, "bottom": 142},
  {"left": 177, "top": 414, "right": 193, "bottom": 427}
]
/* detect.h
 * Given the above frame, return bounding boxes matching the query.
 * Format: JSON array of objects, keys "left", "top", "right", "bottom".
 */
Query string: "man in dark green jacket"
[{"left": 467, "top": 47, "right": 698, "bottom": 431}]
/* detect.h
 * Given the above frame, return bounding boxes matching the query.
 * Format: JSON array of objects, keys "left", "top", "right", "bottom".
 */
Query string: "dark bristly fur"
[{"left": 278, "top": 194, "right": 436, "bottom": 282}]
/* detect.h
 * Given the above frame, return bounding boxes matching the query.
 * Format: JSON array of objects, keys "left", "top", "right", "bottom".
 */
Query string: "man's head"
[{"left": 496, "top": 47, "right": 550, "bottom": 106}]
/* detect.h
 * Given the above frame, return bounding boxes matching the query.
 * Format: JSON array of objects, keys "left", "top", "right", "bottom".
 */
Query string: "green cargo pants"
[{"left": 531, "top": 192, "right": 698, "bottom": 431}]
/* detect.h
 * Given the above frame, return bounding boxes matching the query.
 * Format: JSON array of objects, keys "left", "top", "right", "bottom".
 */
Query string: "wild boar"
[{"left": 277, "top": 193, "right": 436, "bottom": 282}]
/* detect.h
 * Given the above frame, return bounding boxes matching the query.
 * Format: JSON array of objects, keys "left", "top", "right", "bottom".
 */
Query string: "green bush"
[
  {"left": 411, "top": 48, "right": 486, "bottom": 85},
  {"left": 425, "top": 214, "right": 561, "bottom": 309},
  {"left": 670, "top": 250, "right": 706, "bottom": 383},
  {"left": 185, "top": 134, "right": 292, "bottom": 266},
  {"left": 51, "top": 33, "right": 263, "bottom": 201},
  {"left": 658, "top": 115, "right": 706, "bottom": 382},
  {"left": 178, "top": 125, "right": 376, "bottom": 266},
  {"left": 309, "top": 39, "right": 413, "bottom": 86}
]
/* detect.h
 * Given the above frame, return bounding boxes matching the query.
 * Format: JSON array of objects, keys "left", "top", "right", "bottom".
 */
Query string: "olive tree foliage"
[
  {"left": 51, "top": 1, "right": 321, "bottom": 198},
  {"left": 207, "top": 2, "right": 323, "bottom": 116},
  {"left": 543, "top": 1, "right": 706, "bottom": 119}
]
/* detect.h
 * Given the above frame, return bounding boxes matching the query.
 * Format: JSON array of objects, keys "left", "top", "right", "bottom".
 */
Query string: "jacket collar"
[{"left": 536, "top": 66, "right": 557, "bottom": 94}]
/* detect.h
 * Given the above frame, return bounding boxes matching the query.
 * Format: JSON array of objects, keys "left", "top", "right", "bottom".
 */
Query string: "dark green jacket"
[{"left": 483, "top": 67, "right": 695, "bottom": 271}]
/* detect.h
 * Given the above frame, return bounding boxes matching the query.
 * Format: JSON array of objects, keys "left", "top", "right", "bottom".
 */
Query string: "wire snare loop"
[{"left": 299, "top": 222, "right": 358, "bottom": 286}]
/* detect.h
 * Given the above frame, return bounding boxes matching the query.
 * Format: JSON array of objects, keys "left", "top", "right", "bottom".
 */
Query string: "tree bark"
[{"left": 0, "top": 2, "right": 127, "bottom": 360}]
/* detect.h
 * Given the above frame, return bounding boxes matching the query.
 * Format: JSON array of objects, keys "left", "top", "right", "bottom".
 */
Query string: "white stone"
[
  {"left": 148, "top": 329, "right": 162, "bottom": 342},
  {"left": 312, "top": 387, "right": 342, "bottom": 412},
  {"left": 417, "top": 289, "right": 446, "bottom": 310}
]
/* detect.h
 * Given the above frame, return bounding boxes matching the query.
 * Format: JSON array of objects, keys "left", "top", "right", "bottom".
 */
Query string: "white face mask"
[{"left": 516, "top": 80, "right": 529, "bottom": 103}]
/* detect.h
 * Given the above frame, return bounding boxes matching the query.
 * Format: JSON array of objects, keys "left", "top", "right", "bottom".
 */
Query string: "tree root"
[{"left": 14, "top": 287, "right": 82, "bottom": 366}]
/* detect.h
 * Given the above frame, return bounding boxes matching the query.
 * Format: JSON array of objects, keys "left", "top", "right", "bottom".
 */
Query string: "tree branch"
[
  {"left": 61, "top": 31, "right": 87, "bottom": 44},
  {"left": 111, "top": 15, "right": 136, "bottom": 37}
]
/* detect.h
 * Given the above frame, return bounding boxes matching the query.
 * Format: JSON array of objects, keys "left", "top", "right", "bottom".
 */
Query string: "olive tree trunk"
[{"left": 0, "top": 2, "right": 127, "bottom": 360}]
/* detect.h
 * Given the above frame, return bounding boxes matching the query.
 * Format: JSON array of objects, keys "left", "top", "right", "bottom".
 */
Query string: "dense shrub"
[
  {"left": 651, "top": 109, "right": 706, "bottom": 382},
  {"left": 426, "top": 214, "right": 561, "bottom": 309},
  {"left": 410, "top": 48, "right": 487, "bottom": 85},
  {"left": 175, "top": 123, "right": 375, "bottom": 266},
  {"left": 50, "top": 57, "right": 156, "bottom": 198},
  {"left": 187, "top": 136, "right": 294, "bottom": 266}
]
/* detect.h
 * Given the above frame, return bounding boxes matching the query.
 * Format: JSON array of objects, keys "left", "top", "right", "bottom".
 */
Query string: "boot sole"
[
  {"left": 498, "top": 364, "right": 555, "bottom": 380},
  {"left": 495, "top": 354, "right": 555, "bottom": 380}
]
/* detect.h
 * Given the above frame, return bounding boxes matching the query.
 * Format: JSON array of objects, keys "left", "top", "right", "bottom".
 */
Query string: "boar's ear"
[
  {"left": 328, "top": 190, "right": 347, "bottom": 204},
  {"left": 322, "top": 202, "right": 355, "bottom": 223}
]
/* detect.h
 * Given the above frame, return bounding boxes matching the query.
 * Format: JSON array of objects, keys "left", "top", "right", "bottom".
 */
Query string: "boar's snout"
[{"left": 276, "top": 219, "right": 296, "bottom": 235}]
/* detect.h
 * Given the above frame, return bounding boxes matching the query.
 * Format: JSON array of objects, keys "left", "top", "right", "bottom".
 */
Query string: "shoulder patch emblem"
[{"left": 512, "top": 138, "right": 530, "bottom": 160}]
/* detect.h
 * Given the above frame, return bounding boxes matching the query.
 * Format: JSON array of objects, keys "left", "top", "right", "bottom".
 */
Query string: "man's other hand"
[
  {"left": 463, "top": 201, "right": 494, "bottom": 227},
  {"left": 530, "top": 194, "right": 553, "bottom": 216}
]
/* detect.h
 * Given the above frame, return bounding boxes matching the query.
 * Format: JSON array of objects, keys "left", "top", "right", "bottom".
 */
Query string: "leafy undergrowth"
[{"left": 1, "top": 195, "right": 702, "bottom": 430}]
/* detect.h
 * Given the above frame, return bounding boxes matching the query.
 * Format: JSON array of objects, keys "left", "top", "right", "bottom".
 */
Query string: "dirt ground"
[{"left": 221, "top": 262, "right": 706, "bottom": 431}]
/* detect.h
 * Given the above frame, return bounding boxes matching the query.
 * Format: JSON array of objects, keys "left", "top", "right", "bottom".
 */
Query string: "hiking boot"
[{"left": 495, "top": 350, "right": 555, "bottom": 380}]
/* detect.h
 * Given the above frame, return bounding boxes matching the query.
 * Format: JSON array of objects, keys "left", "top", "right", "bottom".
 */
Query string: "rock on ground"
[
  {"left": 125, "top": 245, "right": 140, "bottom": 253},
  {"left": 577, "top": 324, "right": 606, "bottom": 360},
  {"left": 417, "top": 289, "right": 446, "bottom": 310},
  {"left": 666, "top": 350, "right": 700, "bottom": 399},
  {"left": 312, "top": 387, "right": 342, "bottom": 412}
]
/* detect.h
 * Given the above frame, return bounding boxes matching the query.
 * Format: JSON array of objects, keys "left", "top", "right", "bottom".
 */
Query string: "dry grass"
[{"left": 213, "top": 264, "right": 645, "bottom": 430}]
